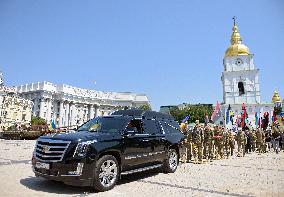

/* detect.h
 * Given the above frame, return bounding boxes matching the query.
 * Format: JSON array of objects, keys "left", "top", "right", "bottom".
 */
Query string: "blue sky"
[{"left": 0, "top": 0, "right": 283, "bottom": 110}]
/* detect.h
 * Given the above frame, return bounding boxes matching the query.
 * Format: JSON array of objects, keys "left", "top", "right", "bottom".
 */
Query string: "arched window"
[{"left": 238, "top": 82, "right": 245, "bottom": 96}]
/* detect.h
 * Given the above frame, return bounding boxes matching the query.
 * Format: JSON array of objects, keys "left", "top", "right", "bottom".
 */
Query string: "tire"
[
  {"left": 163, "top": 148, "right": 178, "bottom": 173},
  {"left": 92, "top": 155, "right": 119, "bottom": 192}
]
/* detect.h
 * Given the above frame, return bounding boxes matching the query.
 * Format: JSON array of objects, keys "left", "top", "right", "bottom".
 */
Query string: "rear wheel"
[
  {"left": 163, "top": 149, "right": 178, "bottom": 173},
  {"left": 92, "top": 155, "right": 119, "bottom": 192}
]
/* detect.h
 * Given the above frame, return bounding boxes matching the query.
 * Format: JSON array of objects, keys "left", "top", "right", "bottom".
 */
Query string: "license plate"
[{"left": 35, "top": 162, "right": 50, "bottom": 170}]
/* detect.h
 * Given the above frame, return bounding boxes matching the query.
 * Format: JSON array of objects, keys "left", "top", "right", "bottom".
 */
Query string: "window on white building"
[{"left": 238, "top": 82, "right": 245, "bottom": 96}]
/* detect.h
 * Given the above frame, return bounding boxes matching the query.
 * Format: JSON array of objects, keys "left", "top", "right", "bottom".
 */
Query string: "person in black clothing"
[
  {"left": 265, "top": 131, "right": 272, "bottom": 152},
  {"left": 272, "top": 125, "right": 281, "bottom": 154},
  {"left": 245, "top": 130, "right": 252, "bottom": 153}
]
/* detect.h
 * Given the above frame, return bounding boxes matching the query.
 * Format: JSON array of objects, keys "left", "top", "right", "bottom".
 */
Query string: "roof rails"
[{"left": 111, "top": 109, "right": 175, "bottom": 120}]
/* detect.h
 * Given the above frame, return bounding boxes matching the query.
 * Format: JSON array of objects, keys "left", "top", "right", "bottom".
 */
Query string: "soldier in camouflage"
[
  {"left": 223, "top": 130, "right": 231, "bottom": 158},
  {"left": 236, "top": 129, "right": 246, "bottom": 157},
  {"left": 203, "top": 127, "right": 215, "bottom": 161},
  {"left": 214, "top": 126, "right": 224, "bottom": 160},
  {"left": 228, "top": 130, "right": 235, "bottom": 156},
  {"left": 192, "top": 120, "right": 203, "bottom": 163},
  {"left": 256, "top": 128, "right": 264, "bottom": 154}
]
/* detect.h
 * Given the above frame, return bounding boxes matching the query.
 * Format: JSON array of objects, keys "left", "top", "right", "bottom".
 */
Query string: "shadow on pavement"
[
  {"left": 20, "top": 169, "right": 160, "bottom": 195},
  {"left": 20, "top": 176, "right": 91, "bottom": 195}
]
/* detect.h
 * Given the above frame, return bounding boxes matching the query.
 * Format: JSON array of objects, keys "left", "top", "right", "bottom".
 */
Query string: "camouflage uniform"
[
  {"left": 186, "top": 130, "right": 193, "bottom": 162},
  {"left": 192, "top": 124, "right": 203, "bottom": 163},
  {"left": 223, "top": 131, "right": 230, "bottom": 158},
  {"left": 203, "top": 127, "right": 215, "bottom": 161},
  {"left": 251, "top": 131, "right": 257, "bottom": 152},
  {"left": 237, "top": 130, "right": 246, "bottom": 157},
  {"left": 214, "top": 127, "right": 224, "bottom": 159},
  {"left": 180, "top": 125, "right": 188, "bottom": 163},
  {"left": 228, "top": 131, "right": 235, "bottom": 156},
  {"left": 256, "top": 129, "right": 264, "bottom": 154}
]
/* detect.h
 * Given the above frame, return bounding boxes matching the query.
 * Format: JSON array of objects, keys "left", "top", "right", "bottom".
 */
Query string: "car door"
[
  {"left": 142, "top": 119, "right": 166, "bottom": 163},
  {"left": 122, "top": 119, "right": 152, "bottom": 170}
]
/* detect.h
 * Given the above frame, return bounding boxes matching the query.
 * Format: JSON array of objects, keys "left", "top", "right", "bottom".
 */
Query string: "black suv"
[{"left": 32, "top": 110, "right": 185, "bottom": 191}]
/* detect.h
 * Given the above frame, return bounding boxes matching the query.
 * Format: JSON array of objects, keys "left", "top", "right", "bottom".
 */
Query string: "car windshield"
[{"left": 77, "top": 117, "right": 125, "bottom": 133}]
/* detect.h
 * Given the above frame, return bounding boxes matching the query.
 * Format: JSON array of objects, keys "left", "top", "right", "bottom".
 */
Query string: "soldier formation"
[{"left": 180, "top": 120, "right": 284, "bottom": 164}]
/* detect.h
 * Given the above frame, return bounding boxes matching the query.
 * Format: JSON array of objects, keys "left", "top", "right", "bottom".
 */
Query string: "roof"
[{"left": 111, "top": 109, "right": 175, "bottom": 120}]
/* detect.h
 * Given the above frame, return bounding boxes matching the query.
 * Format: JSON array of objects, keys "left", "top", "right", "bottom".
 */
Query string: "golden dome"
[
  {"left": 225, "top": 24, "right": 250, "bottom": 57},
  {"left": 272, "top": 90, "right": 281, "bottom": 103}
]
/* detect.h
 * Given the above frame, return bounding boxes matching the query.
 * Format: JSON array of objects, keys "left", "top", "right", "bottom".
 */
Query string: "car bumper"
[{"left": 32, "top": 158, "right": 94, "bottom": 187}]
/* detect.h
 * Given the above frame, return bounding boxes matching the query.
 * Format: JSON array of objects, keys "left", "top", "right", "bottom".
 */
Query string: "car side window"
[
  {"left": 142, "top": 119, "right": 162, "bottom": 135},
  {"left": 126, "top": 119, "right": 144, "bottom": 133},
  {"left": 161, "top": 121, "right": 181, "bottom": 134}
]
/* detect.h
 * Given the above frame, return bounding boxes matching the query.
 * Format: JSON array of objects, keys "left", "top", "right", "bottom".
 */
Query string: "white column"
[
  {"left": 95, "top": 105, "right": 99, "bottom": 117},
  {"left": 59, "top": 101, "right": 64, "bottom": 127},
  {"left": 88, "top": 105, "right": 94, "bottom": 120},
  {"left": 68, "top": 103, "right": 72, "bottom": 126},
  {"left": 39, "top": 98, "right": 45, "bottom": 118},
  {"left": 46, "top": 99, "right": 52, "bottom": 124},
  {"left": 65, "top": 102, "right": 70, "bottom": 127}
]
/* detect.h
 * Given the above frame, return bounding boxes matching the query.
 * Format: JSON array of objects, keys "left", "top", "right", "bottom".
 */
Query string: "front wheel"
[
  {"left": 92, "top": 155, "right": 119, "bottom": 192},
  {"left": 163, "top": 148, "right": 178, "bottom": 173}
]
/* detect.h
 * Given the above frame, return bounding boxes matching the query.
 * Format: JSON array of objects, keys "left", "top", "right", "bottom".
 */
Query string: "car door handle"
[{"left": 142, "top": 139, "right": 149, "bottom": 142}]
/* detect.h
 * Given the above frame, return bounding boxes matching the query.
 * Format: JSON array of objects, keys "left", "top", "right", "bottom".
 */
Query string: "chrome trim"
[
  {"left": 36, "top": 148, "right": 64, "bottom": 154},
  {"left": 32, "top": 168, "right": 59, "bottom": 177},
  {"left": 33, "top": 168, "right": 80, "bottom": 177},
  {"left": 120, "top": 164, "right": 162, "bottom": 175},
  {"left": 37, "top": 144, "right": 69, "bottom": 148},
  {"left": 125, "top": 151, "right": 165, "bottom": 160},
  {"left": 35, "top": 152, "right": 62, "bottom": 158},
  {"left": 60, "top": 174, "right": 81, "bottom": 177},
  {"left": 35, "top": 139, "right": 71, "bottom": 162}
]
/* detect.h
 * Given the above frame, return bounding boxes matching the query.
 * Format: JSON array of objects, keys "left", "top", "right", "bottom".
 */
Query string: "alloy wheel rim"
[
  {"left": 169, "top": 150, "right": 177, "bottom": 170},
  {"left": 99, "top": 159, "right": 118, "bottom": 187}
]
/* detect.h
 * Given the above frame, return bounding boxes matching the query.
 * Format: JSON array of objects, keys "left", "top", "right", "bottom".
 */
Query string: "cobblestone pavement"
[{"left": 0, "top": 139, "right": 283, "bottom": 197}]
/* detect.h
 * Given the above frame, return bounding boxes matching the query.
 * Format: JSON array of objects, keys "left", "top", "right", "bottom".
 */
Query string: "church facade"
[{"left": 216, "top": 21, "right": 274, "bottom": 128}]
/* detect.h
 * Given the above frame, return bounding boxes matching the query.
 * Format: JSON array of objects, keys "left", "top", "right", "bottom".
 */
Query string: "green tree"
[
  {"left": 169, "top": 104, "right": 213, "bottom": 123},
  {"left": 31, "top": 116, "right": 47, "bottom": 126},
  {"left": 138, "top": 104, "right": 152, "bottom": 111}
]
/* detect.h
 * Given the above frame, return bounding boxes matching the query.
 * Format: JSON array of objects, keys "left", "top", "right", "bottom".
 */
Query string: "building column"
[
  {"left": 94, "top": 105, "right": 99, "bottom": 117},
  {"left": 46, "top": 99, "right": 52, "bottom": 124},
  {"left": 65, "top": 102, "right": 70, "bottom": 127},
  {"left": 39, "top": 98, "right": 45, "bottom": 118},
  {"left": 68, "top": 102, "right": 72, "bottom": 126},
  {"left": 59, "top": 101, "right": 64, "bottom": 127},
  {"left": 88, "top": 104, "right": 94, "bottom": 120}
]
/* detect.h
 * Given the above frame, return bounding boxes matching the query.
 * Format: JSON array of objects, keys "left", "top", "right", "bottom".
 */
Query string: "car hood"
[{"left": 39, "top": 130, "right": 120, "bottom": 142}]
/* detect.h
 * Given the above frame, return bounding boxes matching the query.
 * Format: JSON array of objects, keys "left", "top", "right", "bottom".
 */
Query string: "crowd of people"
[{"left": 179, "top": 120, "right": 284, "bottom": 164}]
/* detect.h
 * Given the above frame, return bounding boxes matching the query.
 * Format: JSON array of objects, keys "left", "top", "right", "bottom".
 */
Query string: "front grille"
[{"left": 35, "top": 139, "right": 71, "bottom": 162}]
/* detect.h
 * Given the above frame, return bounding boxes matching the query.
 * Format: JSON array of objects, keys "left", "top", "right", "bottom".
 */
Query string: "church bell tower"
[{"left": 221, "top": 18, "right": 260, "bottom": 105}]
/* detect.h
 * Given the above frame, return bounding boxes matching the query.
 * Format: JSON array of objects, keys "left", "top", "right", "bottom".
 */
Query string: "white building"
[
  {"left": 0, "top": 72, "right": 33, "bottom": 130},
  {"left": 217, "top": 20, "right": 274, "bottom": 128},
  {"left": 15, "top": 81, "right": 149, "bottom": 127}
]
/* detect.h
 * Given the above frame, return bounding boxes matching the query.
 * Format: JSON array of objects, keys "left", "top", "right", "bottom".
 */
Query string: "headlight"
[{"left": 73, "top": 140, "right": 96, "bottom": 157}]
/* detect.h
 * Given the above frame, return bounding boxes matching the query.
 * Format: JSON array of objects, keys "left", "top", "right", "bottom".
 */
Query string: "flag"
[
  {"left": 255, "top": 112, "right": 258, "bottom": 127},
  {"left": 211, "top": 101, "right": 221, "bottom": 122},
  {"left": 182, "top": 115, "right": 190, "bottom": 123},
  {"left": 226, "top": 104, "right": 231, "bottom": 124},
  {"left": 52, "top": 120, "right": 56, "bottom": 129},
  {"left": 272, "top": 110, "right": 277, "bottom": 123},
  {"left": 241, "top": 103, "right": 247, "bottom": 129}
]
